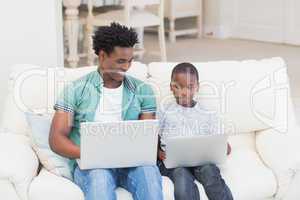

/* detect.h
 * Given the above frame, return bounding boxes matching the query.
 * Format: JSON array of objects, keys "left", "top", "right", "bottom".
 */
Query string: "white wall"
[{"left": 0, "top": 0, "right": 64, "bottom": 114}]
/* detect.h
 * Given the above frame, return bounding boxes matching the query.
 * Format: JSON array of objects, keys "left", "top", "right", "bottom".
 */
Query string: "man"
[{"left": 49, "top": 23, "right": 163, "bottom": 200}]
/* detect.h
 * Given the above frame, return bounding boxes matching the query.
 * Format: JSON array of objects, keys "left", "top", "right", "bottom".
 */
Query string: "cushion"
[
  {"left": 256, "top": 127, "right": 300, "bottom": 199},
  {"left": 188, "top": 133, "right": 276, "bottom": 200},
  {"left": 148, "top": 58, "right": 290, "bottom": 134},
  {"left": 29, "top": 168, "right": 174, "bottom": 200},
  {"left": 282, "top": 172, "right": 300, "bottom": 199},
  {"left": 0, "top": 133, "right": 39, "bottom": 200},
  {"left": 227, "top": 132, "right": 256, "bottom": 150},
  {"left": 0, "top": 180, "right": 20, "bottom": 200},
  {"left": 219, "top": 148, "right": 277, "bottom": 199},
  {"left": 29, "top": 169, "right": 84, "bottom": 200},
  {"left": 25, "top": 112, "right": 72, "bottom": 180},
  {"left": 0, "top": 62, "right": 148, "bottom": 136}
]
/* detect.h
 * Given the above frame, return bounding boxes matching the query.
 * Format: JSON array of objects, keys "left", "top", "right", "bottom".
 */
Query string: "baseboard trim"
[{"left": 204, "top": 25, "right": 232, "bottom": 39}]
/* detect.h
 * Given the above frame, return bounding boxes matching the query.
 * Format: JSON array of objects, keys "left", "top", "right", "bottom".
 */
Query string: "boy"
[{"left": 157, "top": 63, "right": 233, "bottom": 200}]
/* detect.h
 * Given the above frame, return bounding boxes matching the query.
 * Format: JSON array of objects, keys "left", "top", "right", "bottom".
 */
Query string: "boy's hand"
[
  {"left": 158, "top": 149, "right": 166, "bottom": 161},
  {"left": 227, "top": 143, "right": 232, "bottom": 155}
]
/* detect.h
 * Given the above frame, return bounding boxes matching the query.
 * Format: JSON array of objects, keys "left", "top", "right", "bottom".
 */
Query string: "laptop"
[
  {"left": 163, "top": 134, "right": 228, "bottom": 169},
  {"left": 77, "top": 120, "right": 159, "bottom": 170}
]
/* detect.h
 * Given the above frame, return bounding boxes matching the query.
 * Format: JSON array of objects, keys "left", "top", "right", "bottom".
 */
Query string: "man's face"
[
  {"left": 99, "top": 47, "right": 134, "bottom": 82},
  {"left": 170, "top": 73, "right": 199, "bottom": 107}
]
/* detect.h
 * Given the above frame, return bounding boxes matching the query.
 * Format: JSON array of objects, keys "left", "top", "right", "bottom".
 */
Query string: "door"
[
  {"left": 285, "top": 0, "right": 300, "bottom": 45},
  {"left": 231, "top": 0, "right": 285, "bottom": 43}
]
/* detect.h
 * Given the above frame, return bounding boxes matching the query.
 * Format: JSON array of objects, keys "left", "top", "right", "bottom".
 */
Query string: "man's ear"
[{"left": 99, "top": 50, "right": 105, "bottom": 61}]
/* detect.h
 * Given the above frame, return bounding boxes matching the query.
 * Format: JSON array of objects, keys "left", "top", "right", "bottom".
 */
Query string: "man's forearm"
[{"left": 50, "top": 134, "right": 80, "bottom": 159}]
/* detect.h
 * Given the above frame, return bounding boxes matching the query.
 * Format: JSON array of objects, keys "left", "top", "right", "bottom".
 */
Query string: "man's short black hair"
[
  {"left": 171, "top": 62, "right": 199, "bottom": 81},
  {"left": 92, "top": 22, "right": 138, "bottom": 55}
]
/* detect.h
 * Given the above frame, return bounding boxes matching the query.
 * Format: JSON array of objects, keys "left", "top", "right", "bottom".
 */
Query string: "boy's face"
[{"left": 170, "top": 72, "right": 199, "bottom": 107}]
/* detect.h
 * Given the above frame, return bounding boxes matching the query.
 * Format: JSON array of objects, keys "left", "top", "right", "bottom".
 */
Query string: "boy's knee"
[
  {"left": 172, "top": 168, "right": 192, "bottom": 178},
  {"left": 194, "top": 164, "right": 222, "bottom": 184},
  {"left": 171, "top": 168, "right": 198, "bottom": 200},
  {"left": 172, "top": 168, "right": 194, "bottom": 186},
  {"left": 200, "top": 164, "right": 219, "bottom": 175}
]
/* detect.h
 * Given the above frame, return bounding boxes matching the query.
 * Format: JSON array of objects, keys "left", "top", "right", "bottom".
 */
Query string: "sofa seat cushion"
[
  {"left": 192, "top": 148, "right": 277, "bottom": 200},
  {"left": 0, "top": 180, "right": 20, "bottom": 200},
  {"left": 29, "top": 168, "right": 174, "bottom": 200},
  {"left": 222, "top": 148, "right": 277, "bottom": 199}
]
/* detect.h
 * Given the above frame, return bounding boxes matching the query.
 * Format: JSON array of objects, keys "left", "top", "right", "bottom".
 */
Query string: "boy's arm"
[{"left": 158, "top": 135, "right": 166, "bottom": 160}]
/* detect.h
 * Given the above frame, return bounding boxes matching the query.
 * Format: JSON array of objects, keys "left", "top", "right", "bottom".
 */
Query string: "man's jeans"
[
  {"left": 158, "top": 162, "right": 233, "bottom": 200},
  {"left": 74, "top": 165, "right": 163, "bottom": 200}
]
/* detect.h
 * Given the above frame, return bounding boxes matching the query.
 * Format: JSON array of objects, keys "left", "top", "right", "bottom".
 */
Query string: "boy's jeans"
[
  {"left": 74, "top": 165, "right": 163, "bottom": 200},
  {"left": 158, "top": 161, "right": 233, "bottom": 200}
]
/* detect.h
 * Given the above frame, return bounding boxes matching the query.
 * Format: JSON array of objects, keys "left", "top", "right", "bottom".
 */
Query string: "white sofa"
[{"left": 1, "top": 58, "right": 300, "bottom": 200}]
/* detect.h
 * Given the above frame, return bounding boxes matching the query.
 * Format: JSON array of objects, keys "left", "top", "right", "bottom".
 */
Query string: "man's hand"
[
  {"left": 227, "top": 143, "right": 232, "bottom": 155},
  {"left": 158, "top": 149, "right": 166, "bottom": 161}
]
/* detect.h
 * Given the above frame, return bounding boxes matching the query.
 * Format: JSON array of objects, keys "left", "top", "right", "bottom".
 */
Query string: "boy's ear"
[{"left": 170, "top": 81, "right": 176, "bottom": 91}]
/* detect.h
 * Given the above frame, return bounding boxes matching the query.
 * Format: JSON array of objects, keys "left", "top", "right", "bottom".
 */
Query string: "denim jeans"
[
  {"left": 74, "top": 165, "right": 163, "bottom": 200},
  {"left": 158, "top": 161, "right": 233, "bottom": 200}
]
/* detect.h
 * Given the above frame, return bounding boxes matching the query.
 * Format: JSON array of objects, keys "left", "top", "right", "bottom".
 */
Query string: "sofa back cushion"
[
  {"left": 25, "top": 112, "right": 72, "bottom": 180},
  {"left": 0, "top": 62, "right": 148, "bottom": 135},
  {"left": 148, "top": 58, "right": 290, "bottom": 134}
]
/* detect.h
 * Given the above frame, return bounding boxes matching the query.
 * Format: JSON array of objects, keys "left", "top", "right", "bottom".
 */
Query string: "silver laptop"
[
  {"left": 77, "top": 120, "right": 159, "bottom": 170},
  {"left": 163, "top": 134, "right": 228, "bottom": 169}
]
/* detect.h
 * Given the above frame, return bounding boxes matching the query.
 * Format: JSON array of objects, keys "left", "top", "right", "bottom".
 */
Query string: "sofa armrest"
[
  {"left": 0, "top": 133, "right": 39, "bottom": 200},
  {"left": 256, "top": 124, "right": 300, "bottom": 199},
  {"left": 29, "top": 168, "right": 84, "bottom": 200},
  {"left": 282, "top": 171, "right": 300, "bottom": 200}
]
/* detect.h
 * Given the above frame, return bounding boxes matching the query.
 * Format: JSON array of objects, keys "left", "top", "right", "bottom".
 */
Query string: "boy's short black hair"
[
  {"left": 171, "top": 62, "right": 199, "bottom": 81},
  {"left": 92, "top": 22, "right": 138, "bottom": 56}
]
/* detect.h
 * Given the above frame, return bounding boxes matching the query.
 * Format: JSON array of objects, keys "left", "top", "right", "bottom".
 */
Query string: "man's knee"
[
  {"left": 129, "top": 166, "right": 162, "bottom": 188},
  {"left": 85, "top": 168, "right": 115, "bottom": 186},
  {"left": 130, "top": 166, "right": 163, "bottom": 199},
  {"left": 134, "top": 166, "right": 161, "bottom": 180},
  {"left": 73, "top": 168, "right": 117, "bottom": 199}
]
